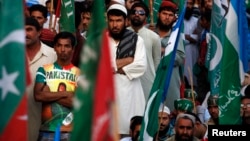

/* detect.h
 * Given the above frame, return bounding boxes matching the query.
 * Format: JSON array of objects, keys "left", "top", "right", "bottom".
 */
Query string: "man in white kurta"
[
  {"left": 183, "top": 0, "right": 199, "bottom": 87},
  {"left": 107, "top": 4, "right": 147, "bottom": 137},
  {"left": 127, "top": 1, "right": 161, "bottom": 101}
]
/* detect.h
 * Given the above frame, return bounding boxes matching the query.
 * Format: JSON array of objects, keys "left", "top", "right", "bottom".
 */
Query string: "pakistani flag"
[
  {"left": 71, "top": 0, "right": 117, "bottom": 141},
  {"left": 59, "top": 0, "right": 75, "bottom": 33},
  {"left": 0, "top": 0, "right": 27, "bottom": 140},
  {"left": 206, "top": 0, "right": 248, "bottom": 124},
  {"left": 139, "top": 5, "right": 186, "bottom": 141}
]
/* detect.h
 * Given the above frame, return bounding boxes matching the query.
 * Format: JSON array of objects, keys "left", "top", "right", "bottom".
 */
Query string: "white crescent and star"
[
  {"left": 0, "top": 30, "right": 25, "bottom": 48},
  {"left": 0, "top": 66, "right": 20, "bottom": 100},
  {"left": 209, "top": 33, "right": 223, "bottom": 71},
  {"left": 0, "top": 30, "right": 24, "bottom": 101}
]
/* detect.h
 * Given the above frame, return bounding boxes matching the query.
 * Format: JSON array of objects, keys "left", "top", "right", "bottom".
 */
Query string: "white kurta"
[
  {"left": 183, "top": 16, "right": 199, "bottom": 86},
  {"left": 127, "top": 26, "right": 161, "bottom": 101},
  {"left": 109, "top": 35, "right": 147, "bottom": 135}
]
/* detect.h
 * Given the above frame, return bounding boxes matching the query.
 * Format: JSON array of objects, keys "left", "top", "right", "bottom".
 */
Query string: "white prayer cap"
[
  {"left": 107, "top": 4, "right": 127, "bottom": 16},
  {"left": 176, "top": 113, "right": 196, "bottom": 125},
  {"left": 159, "top": 104, "right": 170, "bottom": 115},
  {"left": 111, "top": 0, "right": 125, "bottom": 5}
]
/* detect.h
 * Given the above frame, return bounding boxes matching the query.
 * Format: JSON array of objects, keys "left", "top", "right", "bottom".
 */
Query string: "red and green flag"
[
  {"left": 0, "top": 1, "right": 30, "bottom": 140},
  {"left": 207, "top": 0, "right": 248, "bottom": 124},
  {"left": 71, "top": 0, "right": 117, "bottom": 141}
]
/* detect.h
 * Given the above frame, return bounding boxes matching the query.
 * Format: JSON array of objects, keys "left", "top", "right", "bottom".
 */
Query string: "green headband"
[{"left": 174, "top": 99, "right": 194, "bottom": 112}]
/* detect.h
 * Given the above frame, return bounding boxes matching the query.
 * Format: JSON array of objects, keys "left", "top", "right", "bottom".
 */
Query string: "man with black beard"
[
  {"left": 183, "top": 0, "right": 199, "bottom": 90},
  {"left": 166, "top": 113, "right": 200, "bottom": 141},
  {"left": 154, "top": 0, "right": 185, "bottom": 112},
  {"left": 127, "top": 1, "right": 161, "bottom": 100},
  {"left": 107, "top": 4, "right": 147, "bottom": 139}
]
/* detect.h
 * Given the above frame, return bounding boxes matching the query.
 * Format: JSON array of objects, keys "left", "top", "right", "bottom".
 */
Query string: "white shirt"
[{"left": 109, "top": 34, "right": 147, "bottom": 134}]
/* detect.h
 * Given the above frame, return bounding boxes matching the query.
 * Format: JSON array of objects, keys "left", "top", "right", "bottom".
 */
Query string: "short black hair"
[
  {"left": 130, "top": 116, "right": 143, "bottom": 131},
  {"left": 25, "top": 17, "right": 41, "bottom": 31},
  {"left": 29, "top": 4, "right": 48, "bottom": 18},
  {"left": 53, "top": 32, "right": 76, "bottom": 48}
]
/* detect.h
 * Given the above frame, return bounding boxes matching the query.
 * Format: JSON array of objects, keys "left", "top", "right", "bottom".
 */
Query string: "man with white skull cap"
[
  {"left": 107, "top": 3, "right": 147, "bottom": 139},
  {"left": 154, "top": 104, "right": 174, "bottom": 141}
]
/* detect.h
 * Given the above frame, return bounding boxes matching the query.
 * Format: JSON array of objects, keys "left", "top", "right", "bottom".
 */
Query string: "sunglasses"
[
  {"left": 131, "top": 10, "right": 146, "bottom": 16},
  {"left": 241, "top": 103, "right": 250, "bottom": 108}
]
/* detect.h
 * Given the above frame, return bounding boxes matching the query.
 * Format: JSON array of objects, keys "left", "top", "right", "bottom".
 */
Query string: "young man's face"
[
  {"left": 158, "top": 112, "right": 170, "bottom": 131},
  {"left": 158, "top": 10, "right": 176, "bottom": 27},
  {"left": 30, "top": 11, "right": 47, "bottom": 27},
  {"left": 81, "top": 12, "right": 91, "bottom": 31},
  {"left": 208, "top": 105, "right": 219, "bottom": 119},
  {"left": 108, "top": 14, "right": 126, "bottom": 39},
  {"left": 204, "top": 0, "right": 213, "bottom": 9},
  {"left": 25, "top": 25, "right": 41, "bottom": 46},
  {"left": 54, "top": 38, "right": 74, "bottom": 62}
]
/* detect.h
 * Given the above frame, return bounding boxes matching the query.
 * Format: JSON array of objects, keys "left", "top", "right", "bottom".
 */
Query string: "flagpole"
[
  {"left": 53, "top": 0, "right": 61, "bottom": 32},
  {"left": 49, "top": 0, "right": 54, "bottom": 30},
  {"left": 188, "top": 67, "right": 196, "bottom": 114},
  {"left": 112, "top": 103, "right": 119, "bottom": 141},
  {"left": 149, "top": 0, "right": 154, "bottom": 26}
]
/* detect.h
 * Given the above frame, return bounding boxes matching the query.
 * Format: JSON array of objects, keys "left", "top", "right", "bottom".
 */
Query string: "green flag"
[
  {"left": 0, "top": 0, "right": 27, "bottom": 140},
  {"left": 59, "top": 0, "right": 75, "bottom": 33},
  {"left": 207, "top": 0, "right": 246, "bottom": 124}
]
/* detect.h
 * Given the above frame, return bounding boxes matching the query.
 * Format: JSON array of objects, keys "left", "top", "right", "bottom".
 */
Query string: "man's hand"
[
  {"left": 116, "top": 68, "right": 125, "bottom": 75},
  {"left": 116, "top": 57, "right": 134, "bottom": 69}
]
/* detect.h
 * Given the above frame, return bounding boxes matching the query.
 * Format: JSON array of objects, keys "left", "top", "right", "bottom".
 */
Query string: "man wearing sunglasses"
[
  {"left": 241, "top": 94, "right": 250, "bottom": 125},
  {"left": 127, "top": 1, "right": 161, "bottom": 100}
]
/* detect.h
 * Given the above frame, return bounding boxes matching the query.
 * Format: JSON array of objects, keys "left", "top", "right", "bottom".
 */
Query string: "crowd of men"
[{"left": 24, "top": 0, "right": 250, "bottom": 141}]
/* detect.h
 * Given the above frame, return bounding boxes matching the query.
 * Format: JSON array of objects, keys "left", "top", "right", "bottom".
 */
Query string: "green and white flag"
[
  {"left": 207, "top": 0, "right": 246, "bottom": 124},
  {"left": 0, "top": 0, "right": 28, "bottom": 140},
  {"left": 59, "top": 0, "right": 75, "bottom": 33},
  {"left": 139, "top": 5, "right": 186, "bottom": 141}
]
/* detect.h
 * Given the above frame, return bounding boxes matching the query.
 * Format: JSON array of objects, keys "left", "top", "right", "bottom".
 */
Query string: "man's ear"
[{"left": 195, "top": 121, "right": 201, "bottom": 126}]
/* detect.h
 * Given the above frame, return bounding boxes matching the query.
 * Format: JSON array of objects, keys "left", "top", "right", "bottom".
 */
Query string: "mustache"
[
  {"left": 111, "top": 27, "right": 119, "bottom": 31},
  {"left": 26, "top": 36, "right": 31, "bottom": 39}
]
